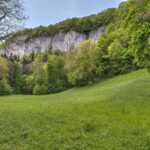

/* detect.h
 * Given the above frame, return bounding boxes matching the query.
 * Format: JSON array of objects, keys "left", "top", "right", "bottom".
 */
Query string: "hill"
[{"left": 0, "top": 69, "right": 150, "bottom": 149}]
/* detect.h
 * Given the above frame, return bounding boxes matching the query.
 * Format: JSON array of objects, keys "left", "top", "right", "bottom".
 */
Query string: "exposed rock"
[
  {"left": 0, "top": 26, "right": 106, "bottom": 57},
  {"left": 52, "top": 30, "right": 88, "bottom": 52},
  {"left": 89, "top": 26, "right": 105, "bottom": 42}
]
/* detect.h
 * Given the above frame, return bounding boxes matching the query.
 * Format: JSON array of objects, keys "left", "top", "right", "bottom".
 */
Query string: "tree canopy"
[{"left": 0, "top": 0, "right": 26, "bottom": 41}]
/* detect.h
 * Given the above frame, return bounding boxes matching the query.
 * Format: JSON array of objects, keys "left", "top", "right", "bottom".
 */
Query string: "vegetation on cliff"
[{"left": 4, "top": 8, "right": 116, "bottom": 43}]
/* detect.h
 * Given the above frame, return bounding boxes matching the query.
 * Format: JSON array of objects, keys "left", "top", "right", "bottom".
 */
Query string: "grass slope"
[{"left": 0, "top": 70, "right": 150, "bottom": 150}]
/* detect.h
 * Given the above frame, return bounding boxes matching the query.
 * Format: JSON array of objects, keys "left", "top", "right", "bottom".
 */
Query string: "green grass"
[{"left": 0, "top": 69, "right": 150, "bottom": 150}]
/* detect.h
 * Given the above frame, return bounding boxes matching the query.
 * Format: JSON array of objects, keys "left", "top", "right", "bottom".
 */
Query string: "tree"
[
  {"left": 108, "top": 39, "right": 127, "bottom": 59},
  {"left": 33, "top": 66, "right": 48, "bottom": 95},
  {"left": 65, "top": 40, "right": 98, "bottom": 86},
  {"left": 33, "top": 57, "right": 48, "bottom": 95},
  {"left": 0, "top": 57, "right": 12, "bottom": 95},
  {"left": 130, "top": 23, "right": 150, "bottom": 67},
  {"left": 0, "top": 0, "right": 26, "bottom": 41},
  {"left": 21, "top": 75, "right": 34, "bottom": 94},
  {"left": 108, "top": 39, "right": 133, "bottom": 75},
  {"left": 47, "top": 55, "right": 67, "bottom": 93},
  {"left": 13, "top": 61, "right": 24, "bottom": 94},
  {"left": 96, "top": 24, "right": 134, "bottom": 78},
  {"left": 0, "top": 78, "right": 12, "bottom": 95}
]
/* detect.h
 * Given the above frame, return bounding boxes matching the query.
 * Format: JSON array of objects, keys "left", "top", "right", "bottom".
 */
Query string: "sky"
[{"left": 25, "top": 0, "right": 126, "bottom": 28}]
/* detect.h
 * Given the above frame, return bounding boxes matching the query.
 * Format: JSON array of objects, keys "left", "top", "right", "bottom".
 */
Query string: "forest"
[{"left": 0, "top": 0, "right": 150, "bottom": 95}]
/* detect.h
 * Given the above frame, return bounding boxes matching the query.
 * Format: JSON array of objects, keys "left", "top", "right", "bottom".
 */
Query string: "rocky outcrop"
[{"left": 0, "top": 26, "right": 105, "bottom": 57}]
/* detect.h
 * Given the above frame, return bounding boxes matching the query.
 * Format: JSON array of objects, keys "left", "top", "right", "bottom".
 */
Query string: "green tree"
[
  {"left": 0, "top": 57, "right": 12, "bottom": 95},
  {"left": 130, "top": 23, "right": 150, "bottom": 67},
  {"left": 0, "top": 78, "right": 12, "bottom": 95},
  {"left": 0, "top": 0, "right": 26, "bottom": 45},
  {"left": 65, "top": 40, "right": 98, "bottom": 86},
  {"left": 33, "top": 57, "right": 48, "bottom": 95},
  {"left": 108, "top": 39, "right": 133, "bottom": 75},
  {"left": 13, "top": 62, "right": 24, "bottom": 94},
  {"left": 47, "top": 55, "right": 67, "bottom": 93},
  {"left": 22, "top": 75, "right": 34, "bottom": 94}
]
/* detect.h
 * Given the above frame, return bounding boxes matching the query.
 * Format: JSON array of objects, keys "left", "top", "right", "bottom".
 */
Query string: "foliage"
[
  {"left": 22, "top": 75, "right": 34, "bottom": 94},
  {"left": 13, "top": 61, "right": 24, "bottom": 94},
  {"left": 33, "top": 85, "right": 48, "bottom": 95},
  {"left": 33, "top": 55, "right": 48, "bottom": 95},
  {"left": 0, "top": 0, "right": 26, "bottom": 43},
  {"left": 65, "top": 40, "right": 98, "bottom": 86},
  {"left": 0, "top": 57, "right": 12, "bottom": 95},
  {"left": 0, "top": 57, "right": 8, "bottom": 78},
  {"left": 0, "top": 78, "right": 12, "bottom": 95},
  {"left": 29, "top": 52, "right": 68, "bottom": 95},
  {"left": 47, "top": 55, "right": 68, "bottom": 93},
  {"left": 96, "top": 27, "right": 134, "bottom": 78},
  {"left": 129, "top": 23, "right": 150, "bottom": 67}
]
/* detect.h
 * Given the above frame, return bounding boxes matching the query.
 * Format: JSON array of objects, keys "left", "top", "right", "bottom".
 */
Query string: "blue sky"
[{"left": 25, "top": 0, "right": 126, "bottom": 28}]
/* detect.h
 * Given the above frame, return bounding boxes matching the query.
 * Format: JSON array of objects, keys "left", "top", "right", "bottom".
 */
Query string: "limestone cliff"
[{"left": 0, "top": 26, "right": 105, "bottom": 57}]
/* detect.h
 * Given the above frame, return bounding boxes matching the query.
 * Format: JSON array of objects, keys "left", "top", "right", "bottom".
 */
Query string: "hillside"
[{"left": 0, "top": 69, "right": 150, "bottom": 149}]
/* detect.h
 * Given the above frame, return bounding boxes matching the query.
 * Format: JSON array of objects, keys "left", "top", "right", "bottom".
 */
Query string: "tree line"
[{"left": 0, "top": 0, "right": 150, "bottom": 95}]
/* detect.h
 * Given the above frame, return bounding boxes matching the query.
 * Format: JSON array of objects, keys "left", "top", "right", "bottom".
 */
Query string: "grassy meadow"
[{"left": 0, "top": 69, "right": 150, "bottom": 150}]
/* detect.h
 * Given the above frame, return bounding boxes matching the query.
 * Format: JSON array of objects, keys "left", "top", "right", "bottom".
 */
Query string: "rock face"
[{"left": 0, "top": 26, "right": 105, "bottom": 57}]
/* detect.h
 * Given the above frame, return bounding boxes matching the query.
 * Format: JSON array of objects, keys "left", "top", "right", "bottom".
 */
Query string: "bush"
[
  {"left": 33, "top": 85, "right": 48, "bottom": 95},
  {"left": 22, "top": 75, "right": 34, "bottom": 94},
  {"left": 0, "top": 78, "right": 12, "bottom": 95},
  {"left": 0, "top": 57, "right": 13, "bottom": 95}
]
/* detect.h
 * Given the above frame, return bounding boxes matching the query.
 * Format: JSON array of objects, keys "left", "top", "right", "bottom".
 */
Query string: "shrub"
[
  {"left": 22, "top": 75, "right": 34, "bottom": 94},
  {"left": 0, "top": 57, "right": 12, "bottom": 95},
  {"left": 0, "top": 78, "right": 12, "bottom": 95},
  {"left": 33, "top": 85, "right": 48, "bottom": 95}
]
